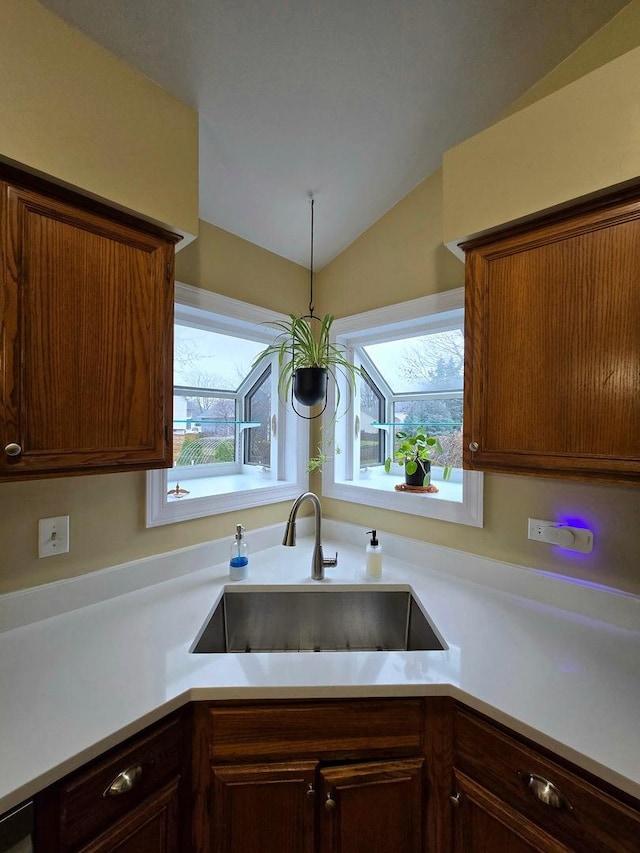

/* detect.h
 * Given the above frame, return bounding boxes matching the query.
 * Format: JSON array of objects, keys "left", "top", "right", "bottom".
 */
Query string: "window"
[
  {"left": 324, "top": 288, "right": 483, "bottom": 527},
  {"left": 244, "top": 368, "right": 272, "bottom": 466},
  {"left": 146, "top": 284, "right": 308, "bottom": 526},
  {"left": 359, "top": 370, "right": 385, "bottom": 467}
]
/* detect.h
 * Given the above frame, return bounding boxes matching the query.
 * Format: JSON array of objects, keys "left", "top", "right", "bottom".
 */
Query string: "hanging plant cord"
[
  {"left": 309, "top": 196, "right": 315, "bottom": 318},
  {"left": 291, "top": 196, "right": 328, "bottom": 419}
]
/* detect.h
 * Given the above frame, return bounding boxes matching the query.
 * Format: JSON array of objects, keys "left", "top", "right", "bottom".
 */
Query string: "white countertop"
[{"left": 1, "top": 523, "right": 639, "bottom": 813}]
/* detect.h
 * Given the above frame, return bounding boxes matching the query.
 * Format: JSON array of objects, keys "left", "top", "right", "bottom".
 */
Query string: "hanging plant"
[
  {"left": 253, "top": 199, "right": 358, "bottom": 418},
  {"left": 253, "top": 312, "right": 359, "bottom": 414}
]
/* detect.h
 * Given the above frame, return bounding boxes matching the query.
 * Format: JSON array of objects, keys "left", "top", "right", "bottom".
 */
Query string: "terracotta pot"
[{"left": 293, "top": 367, "right": 328, "bottom": 407}]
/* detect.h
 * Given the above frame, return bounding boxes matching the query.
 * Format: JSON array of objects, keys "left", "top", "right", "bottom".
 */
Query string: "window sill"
[
  {"left": 146, "top": 468, "right": 307, "bottom": 526},
  {"left": 323, "top": 467, "right": 483, "bottom": 527}
]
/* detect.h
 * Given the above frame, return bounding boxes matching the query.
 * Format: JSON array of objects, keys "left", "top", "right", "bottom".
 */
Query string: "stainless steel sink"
[{"left": 191, "top": 587, "right": 445, "bottom": 653}]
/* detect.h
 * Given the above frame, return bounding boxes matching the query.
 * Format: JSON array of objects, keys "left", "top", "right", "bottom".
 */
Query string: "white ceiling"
[{"left": 40, "top": 0, "right": 628, "bottom": 268}]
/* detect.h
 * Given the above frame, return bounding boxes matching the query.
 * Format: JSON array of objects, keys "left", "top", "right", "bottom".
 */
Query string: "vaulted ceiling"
[{"left": 40, "top": 0, "right": 629, "bottom": 267}]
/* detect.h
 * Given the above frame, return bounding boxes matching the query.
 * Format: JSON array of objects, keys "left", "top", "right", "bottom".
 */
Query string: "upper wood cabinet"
[
  {"left": 0, "top": 166, "right": 179, "bottom": 481},
  {"left": 462, "top": 189, "right": 640, "bottom": 484}
]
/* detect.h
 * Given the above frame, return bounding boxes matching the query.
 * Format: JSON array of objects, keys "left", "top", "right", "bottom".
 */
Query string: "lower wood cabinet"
[
  {"left": 28, "top": 699, "right": 640, "bottom": 853},
  {"left": 319, "top": 758, "right": 424, "bottom": 853},
  {"left": 193, "top": 699, "right": 430, "bottom": 853},
  {"left": 34, "top": 710, "right": 189, "bottom": 852},
  {"left": 73, "top": 778, "right": 180, "bottom": 853},
  {"left": 210, "top": 757, "right": 424, "bottom": 853},
  {"left": 451, "top": 705, "right": 640, "bottom": 853},
  {"left": 211, "top": 761, "right": 316, "bottom": 853},
  {"left": 451, "top": 770, "right": 571, "bottom": 853}
]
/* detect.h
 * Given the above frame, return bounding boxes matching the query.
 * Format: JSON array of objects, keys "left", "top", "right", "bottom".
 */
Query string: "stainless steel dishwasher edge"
[{"left": 0, "top": 801, "right": 33, "bottom": 853}]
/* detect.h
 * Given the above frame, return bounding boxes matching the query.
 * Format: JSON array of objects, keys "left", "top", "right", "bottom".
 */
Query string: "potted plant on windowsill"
[
  {"left": 384, "top": 430, "right": 444, "bottom": 487},
  {"left": 253, "top": 313, "right": 359, "bottom": 415}
]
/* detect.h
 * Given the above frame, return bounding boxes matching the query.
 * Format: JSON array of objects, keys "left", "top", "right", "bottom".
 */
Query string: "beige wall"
[
  {"left": 0, "top": 0, "right": 198, "bottom": 241},
  {"left": 443, "top": 42, "right": 640, "bottom": 248},
  {"left": 315, "top": 170, "right": 463, "bottom": 318},
  {"left": 505, "top": 0, "right": 640, "bottom": 115},
  {"left": 318, "top": 11, "right": 640, "bottom": 595},
  {"left": 1, "top": 1, "right": 639, "bottom": 596},
  {"left": 0, "top": 221, "right": 308, "bottom": 594},
  {"left": 319, "top": 167, "right": 640, "bottom": 595},
  {"left": 176, "top": 221, "right": 308, "bottom": 313}
]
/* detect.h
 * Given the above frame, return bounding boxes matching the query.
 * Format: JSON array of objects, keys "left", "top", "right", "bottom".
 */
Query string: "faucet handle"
[{"left": 323, "top": 552, "right": 338, "bottom": 568}]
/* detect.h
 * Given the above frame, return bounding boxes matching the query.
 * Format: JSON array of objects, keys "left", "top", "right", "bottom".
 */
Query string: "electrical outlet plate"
[
  {"left": 528, "top": 518, "right": 593, "bottom": 553},
  {"left": 39, "top": 515, "right": 70, "bottom": 558}
]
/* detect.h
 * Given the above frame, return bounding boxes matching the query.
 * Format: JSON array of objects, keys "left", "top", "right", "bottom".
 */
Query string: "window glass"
[
  {"left": 174, "top": 324, "right": 264, "bottom": 390},
  {"left": 245, "top": 368, "right": 272, "bottom": 466},
  {"left": 363, "top": 328, "right": 464, "bottom": 393},
  {"left": 173, "top": 392, "right": 236, "bottom": 468},
  {"left": 146, "top": 284, "right": 308, "bottom": 527},
  {"left": 360, "top": 371, "right": 385, "bottom": 467},
  {"left": 324, "top": 289, "right": 483, "bottom": 528},
  {"left": 392, "top": 398, "right": 463, "bottom": 470}
]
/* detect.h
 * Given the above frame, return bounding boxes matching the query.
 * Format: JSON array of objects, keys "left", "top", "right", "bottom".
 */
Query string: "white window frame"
[
  {"left": 323, "top": 288, "right": 483, "bottom": 527},
  {"left": 146, "top": 283, "right": 309, "bottom": 527}
]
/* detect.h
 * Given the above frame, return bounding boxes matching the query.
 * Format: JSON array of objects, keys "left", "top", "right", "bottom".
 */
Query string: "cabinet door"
[
  {"left": 210, "top": 760, "right": 317, "bottom": 853},
  {"left": 319, "top": 758, "right": 424, "bottom": 853},
  {"left": 463, "top": 193, "right": 640, "bottom": 484},
  {"left": 0, "top": 175, "right": 176, "bottom": 480},
  {"left": 76, "top": 778, "right": 180, "bottom": 853},
  {"left": 452, "top": 771, "right": 570, "bottom": 853}
]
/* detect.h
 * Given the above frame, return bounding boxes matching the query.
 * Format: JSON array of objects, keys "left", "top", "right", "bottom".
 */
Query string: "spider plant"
[{"left": 253, "top": 313, "right": 359, "bottom": 412}]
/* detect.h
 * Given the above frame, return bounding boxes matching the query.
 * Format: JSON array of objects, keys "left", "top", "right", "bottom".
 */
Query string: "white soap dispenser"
[
  {"left": 365, "top": 529, "right": 383, "bottom": 580},
  {"left": 229, "top": 523, "right": 249, "bottom": 581}
]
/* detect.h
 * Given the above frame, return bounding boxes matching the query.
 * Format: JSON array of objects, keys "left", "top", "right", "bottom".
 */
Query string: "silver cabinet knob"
[
  {"left": 5, "top": 443, "right": 22, "bottom": 457},
  {"left": 468, "top": 441, "right": 479, "bottom": 452},
  {"left": 103, "top": 764, "right": 143, "bottom": 797},
  {"left": 450, "top": 792, "right": 462, "bottom": 807},
  {"left": 519, "top": 772, "right": 572, "bottom": 810},
  {"left": 306, "top": 783, "right": 315, "bottom": 799},
  {"left": 325, "top": 794, "right": 336, "bottom": 811}
]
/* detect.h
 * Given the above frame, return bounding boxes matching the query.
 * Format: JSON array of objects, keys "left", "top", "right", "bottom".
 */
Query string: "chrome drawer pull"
[
  {"left": 103, "top": 763, "right": 143, "bottom": 797},
  {"left": 5, "top": 443, "right": 22, "bottom": 457},
  {"left": 325, "top": 793, "right": 336, "bottom": 811},
  {"left": 519, "top": 772, "right": 573, "bottom": 810}
]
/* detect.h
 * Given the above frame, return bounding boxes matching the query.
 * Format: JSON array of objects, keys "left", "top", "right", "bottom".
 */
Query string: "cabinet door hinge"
[
  {"left": 166, "top": 262, "right": 171, "bottom": 282},
  {"left": 165, "top": 424, "right": 171, "bottom": 442}
]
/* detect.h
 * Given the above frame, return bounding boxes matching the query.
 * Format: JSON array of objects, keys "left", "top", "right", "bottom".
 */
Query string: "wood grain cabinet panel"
[
  {"left": 196, "top": 700, "right": 427, "bottom": 853},
  {"left": 211, "top": 761, "right": 317, "bottom": 853},
  {"left": 319, "top": 758, "right": 424, "bottom": 853},
  {"left": 75, "top": 778, "right": 180, "bottom": 853},
  {"left": 0, "top": 165, "right": 178, "bottom": 481},
  {"left": 462, "top": 190, "right": 640, "bottom": 484},
  {"left": 34, "top": 711, "right": 188, "bottom": 853},
  {"left": 452, "top": 706, "right": 640, "bottom": 853}
]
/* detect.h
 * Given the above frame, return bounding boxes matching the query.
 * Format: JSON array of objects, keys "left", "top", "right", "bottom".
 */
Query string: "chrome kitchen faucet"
[{"left": 282, "top": 492, "right": 338, "bottom": 580}]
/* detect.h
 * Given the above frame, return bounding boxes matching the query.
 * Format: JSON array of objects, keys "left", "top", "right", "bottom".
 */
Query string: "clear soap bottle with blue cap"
[{"left": 230, "top": 523, "right": 249, "bottom": 580}]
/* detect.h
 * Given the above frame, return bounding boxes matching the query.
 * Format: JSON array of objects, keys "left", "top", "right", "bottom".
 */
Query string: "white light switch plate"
[
  {"left": 528, "top": 518, "right": 593, "bottom": 553},
  {"left": 39, "top": 515, "right": 70, "bottom": 558}
]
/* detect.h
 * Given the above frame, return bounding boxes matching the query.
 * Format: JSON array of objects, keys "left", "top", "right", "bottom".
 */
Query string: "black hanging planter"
[
  {"left": 405, "top": 460, "right": 431, "bottom": 488},
  {"left": 293, "top": 367, "right": 328, "bottom": 407}
]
